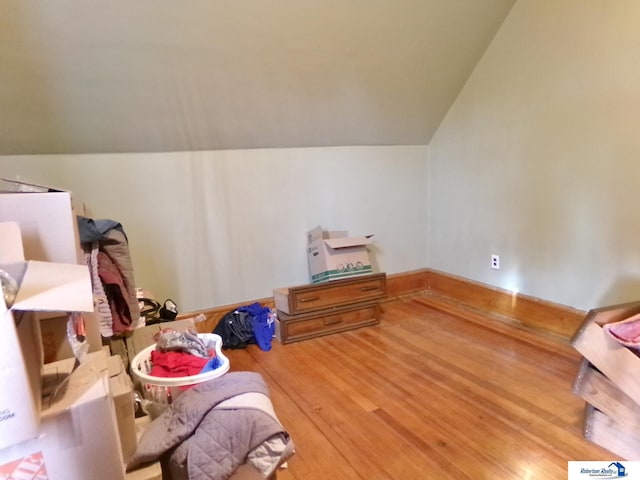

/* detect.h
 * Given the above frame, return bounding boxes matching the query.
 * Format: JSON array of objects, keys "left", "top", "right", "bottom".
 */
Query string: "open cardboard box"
[
  {"left": 0, "top": 184, "right": 102, "bottom": 360},
  {"left": 0, "top": 222, "right": 94, "bottom": 450},
  {"left": 0, "top": 355, "right": 126, "bottom": 480},
  {"left": 306, "top": 225, "right": 373, "bottom": 283},
  {"left": 0, "top": 180, "right": 84, "bottom": 265},
  {"left": 42, "top": 349, "right": 137, "bottom": 465}
]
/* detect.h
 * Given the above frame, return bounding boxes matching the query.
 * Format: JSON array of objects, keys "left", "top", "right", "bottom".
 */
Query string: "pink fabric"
[{"left": 604, "top": 312, "right": 640, "bottom": 348}]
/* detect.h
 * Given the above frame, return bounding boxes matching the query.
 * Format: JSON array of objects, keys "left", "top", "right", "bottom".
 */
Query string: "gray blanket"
[{"left": 127, "top": 372, "right": 294, "bottom": 480}]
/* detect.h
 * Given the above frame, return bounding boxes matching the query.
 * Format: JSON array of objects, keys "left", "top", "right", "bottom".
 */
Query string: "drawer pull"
[
  {"left": 299, "top": 296, "right": 320, "bottom": 303},
  {"left": 360, "top": 286, "right": 379, "bottom": 292},
  {"left": 324, "top": 317, "right": 343, "bottom": 326}
]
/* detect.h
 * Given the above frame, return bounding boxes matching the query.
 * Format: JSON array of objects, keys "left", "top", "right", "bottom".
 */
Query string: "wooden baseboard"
[
  {"left": 182, "top": 268, "right": 585, "bottom": 338},
  {"left": 422, "top": 269, "right": 586, "bottom": 338},
  {"left": 385, "top": 269, "right": 431, "bottom": 299}
]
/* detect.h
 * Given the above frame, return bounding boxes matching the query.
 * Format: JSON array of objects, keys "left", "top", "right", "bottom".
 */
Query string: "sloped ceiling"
[{"left": 0, "top": 0, "right": 515, "bottom": 155}]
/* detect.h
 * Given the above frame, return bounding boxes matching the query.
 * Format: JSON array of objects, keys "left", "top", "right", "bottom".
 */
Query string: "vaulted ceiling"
[{"left": 0, "top": 0, "right": 515, "bottom": 155}]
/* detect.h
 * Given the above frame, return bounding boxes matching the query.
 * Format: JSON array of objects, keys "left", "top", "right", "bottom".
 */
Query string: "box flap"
[
  {"left": 43, "top": 350, "right": 110, "bottom": 402},
  {"left": 0, "top": 222, "right": 25, "bottom": 263},
  {"left": 0, "top": 189, "right": 82, "bottom": 264},
  {"left": 308, "top": 226, "right": 352, "bottom": 244},
  {"left": 42, "top": 349, "right": 109, "bottom": 383},
  {"left": 306, "top": 225, "right": 324, "bottom": 244},
  {"left": 11, "top": 261, "right": 93, "bottom": 313},
  {"left": 108, "top": 356, "right": 134, "bottom": 396},
  {"left": 323, "top": 236, "right": 372, "bottom": 249},
  {"left": 108, "top": 353, "right": 125, "bottom": 378},
  {"left": 43, "top": 373, "right": 110, "bottom": 416},
  {"left": 1, "top": 178, "right": 68, "bottom": 193}
]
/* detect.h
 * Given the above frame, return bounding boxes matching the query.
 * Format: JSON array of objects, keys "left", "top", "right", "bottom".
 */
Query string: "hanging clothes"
[{"left": 77, "top": 216, "right": 141, "bottom": 336}]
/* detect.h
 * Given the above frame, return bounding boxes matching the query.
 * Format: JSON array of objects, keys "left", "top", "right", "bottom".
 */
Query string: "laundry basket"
[{"left": 130, "top": 333, "right": 230, "bottom": 405}]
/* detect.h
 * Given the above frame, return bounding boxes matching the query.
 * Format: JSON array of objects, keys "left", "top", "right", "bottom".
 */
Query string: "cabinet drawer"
[
  {"left": 274, "top": 273, "right": 386, "bottom": 315},
  {"left": 276, "top": 302, "right": 380, "bottom": 344}
]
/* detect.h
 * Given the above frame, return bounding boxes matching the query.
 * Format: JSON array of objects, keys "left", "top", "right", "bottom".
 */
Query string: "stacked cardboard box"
[
  {"left": 306, "top": 225, "right": 374, "bottom": 283},
  {"left": 0, "top": 187, "right": 138, "bottom": 479},
  {"left": 3, "top": 350, "right": 132, "bottom": 479},
  {"left": 570, "top": 301, "right": 640, "bottom": 459},
  {"left": 0, "top": 184, "right": 103, "bottom": 361}
]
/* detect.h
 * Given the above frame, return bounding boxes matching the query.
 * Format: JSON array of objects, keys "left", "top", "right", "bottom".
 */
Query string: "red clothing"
[
  {"left": 97, "top": 251, "right": 132, "bottom": 335},
  {"left": 149, "top": 350, "right": 208, "bottom": 378}
]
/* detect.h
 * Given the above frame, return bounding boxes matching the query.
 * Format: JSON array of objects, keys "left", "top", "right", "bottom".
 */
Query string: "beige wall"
[
  {"left": 1, "top": 146, "right": 429, "bottom": 311},
  {"left": 7, "top": 0, "right": 640, "bottom": 314},
  {"left": 429, "top": 0, "right": 640, "bottom": 310},
  {"left": 0, "top": 1, "right": 514, "bottom": 154}
]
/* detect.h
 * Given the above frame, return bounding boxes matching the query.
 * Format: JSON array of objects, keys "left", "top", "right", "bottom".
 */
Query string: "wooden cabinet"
[
  {"left": 273, "top": 273, "right": 386, "bottom": 344},
  {"left": 274, "top": 273, "right": 386, "bottom": 315}
]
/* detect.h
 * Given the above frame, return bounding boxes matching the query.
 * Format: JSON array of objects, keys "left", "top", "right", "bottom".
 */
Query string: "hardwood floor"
[{"left": 224, "top": 293, "right": 613, "bottom": 479}]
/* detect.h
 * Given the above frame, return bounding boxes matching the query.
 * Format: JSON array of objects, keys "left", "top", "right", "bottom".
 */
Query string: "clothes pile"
[
  {"left": 148, "top": 329, "right": 222, "bottom": 384},
  {"left": 213, "top": 303, "right": 276, "bottom": 351}
]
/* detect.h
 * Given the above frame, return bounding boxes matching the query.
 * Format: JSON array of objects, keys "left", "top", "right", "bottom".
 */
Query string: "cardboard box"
[
  {"left": 0, "top": 294, "right": 41, "bottom": 452},
  {"left": 0, "top": 188, "right": 83, "bottom": 265},
  {"left": 0, "top": 222, "right": 94, "bottom": 450},
  {"left": 0, "top": 367, "right": 126, "bottom": 480},
  {"left": 38, "top": 311, "right": 102, "bottom": 364},
  {"left": 571, "top": 300, "right": 640, "bottom": 406},
  {"left": 126, "top": 417, "right": 163, "bottom": 480},
  {"left": 42, "top": 349, "right": 107, "bottom": 393},
  {"left": 126, "top": 461, "right": 162, "bottom": 480},
  {"left": 306, "top": 225, "right": 373, "bottom": 283},
  {"left": 0, "top": 188, "right": 102, "bottom": 357},
  {"left": 42, "top": 350, "right": 137, "bottom": 464},
  {"left": 108, "top": 354, "right": 137, "bottom": 463}
]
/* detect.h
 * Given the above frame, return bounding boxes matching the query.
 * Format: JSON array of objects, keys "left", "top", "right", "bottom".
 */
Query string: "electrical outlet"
[{"left": 491, "top": 254, "right": 500, "bottom": 269}]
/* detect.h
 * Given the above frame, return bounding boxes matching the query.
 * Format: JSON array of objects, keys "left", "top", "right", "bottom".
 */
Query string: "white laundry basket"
[{"left": 130, "top": 333, "right": 230, "bottom": 405}]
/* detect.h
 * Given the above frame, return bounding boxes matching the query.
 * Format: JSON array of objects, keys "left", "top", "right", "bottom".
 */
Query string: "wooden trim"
[
  {"left": 385, "top": 268, "right": 431, "bottom": 299},
  {"left": 422, "top": 269, "right": 586, "bottom": 338},
  {"left": 367, "top": 268, "right": 585, "bottom": 338},
  {"left": 182, "top": 268, "right": 585, "bottom": 338}
]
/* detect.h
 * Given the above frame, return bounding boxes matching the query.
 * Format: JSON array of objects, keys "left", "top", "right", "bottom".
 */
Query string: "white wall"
[
  {"left": 429, "top": 0, "right": 640, "bottom": 310},
  {"left": 1, "top": 145, "right": 429, "bottom": 311}
]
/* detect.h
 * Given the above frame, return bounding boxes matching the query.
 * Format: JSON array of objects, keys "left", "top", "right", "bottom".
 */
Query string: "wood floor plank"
[
  {"left": 226, "top": 344, "right": 363, "bottom": 480},
  {"left": 223, "top": 294, "right": 614, "bottom": 479}
]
